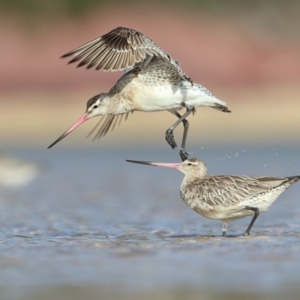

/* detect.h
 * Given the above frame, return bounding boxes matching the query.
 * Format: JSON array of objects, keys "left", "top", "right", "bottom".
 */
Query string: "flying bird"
[{"left": 48, "top": 27, "right": 231, "bottom": 160}]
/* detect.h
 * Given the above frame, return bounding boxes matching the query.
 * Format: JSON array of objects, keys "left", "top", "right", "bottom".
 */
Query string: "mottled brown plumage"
[
  {"left": 48, "top": 27, "right": 231, "bottom": 161},
  {"left": 62, "top": 27, "right": 191, "bottom": 81},
  {"left": 127, "top": 158, "right": 300, "bottom": 236}
]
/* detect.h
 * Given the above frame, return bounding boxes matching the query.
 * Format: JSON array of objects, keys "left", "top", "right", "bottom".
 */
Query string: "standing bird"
[
  {"left": 126, "top": 158, "right": 300, "bottom": 236},
  {"left": 47, "top": 27, "right": 231, "bottom": 160}
]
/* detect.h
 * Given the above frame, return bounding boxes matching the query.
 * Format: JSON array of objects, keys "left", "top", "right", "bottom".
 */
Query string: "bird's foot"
[
  {"left": 165, "top": 130, "right": 177, "bottom": 149},
  {"left": 179, "top": 147, "right": 190, "bottom": 161}
]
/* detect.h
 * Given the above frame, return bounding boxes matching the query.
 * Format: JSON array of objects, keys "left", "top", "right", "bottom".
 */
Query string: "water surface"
[{"left": 1, "top": 145, "right": 300, "bottom": 300}]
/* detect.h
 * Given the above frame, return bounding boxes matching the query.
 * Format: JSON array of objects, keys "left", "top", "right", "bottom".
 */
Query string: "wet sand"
[{"left": 0, "top": 146, "right": 300, "bottom": 300}]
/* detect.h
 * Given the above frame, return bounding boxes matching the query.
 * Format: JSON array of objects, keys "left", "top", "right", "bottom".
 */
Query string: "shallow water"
[{"left": 1, "top": 145, "right": 300, "bottom": 300}]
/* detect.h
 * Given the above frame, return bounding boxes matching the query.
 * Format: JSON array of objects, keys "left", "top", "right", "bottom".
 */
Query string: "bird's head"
[
  {"left": 178, "top": 158, "right": 207, "bottom": 178},
  {"left": 85, "top": 93, "right": 110, "bottom": 117},
  {"left": 126, "top": 158, "right": 207, "bottom": 178},
  {"left": 47, "top": 93, "right": 109, "bottom": 149}
]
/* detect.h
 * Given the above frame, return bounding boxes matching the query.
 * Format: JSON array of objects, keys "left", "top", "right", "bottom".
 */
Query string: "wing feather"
[
  {"left": 192, "top": 175, "right": 292, "bottom": 207},
  {"left": 87, "top": 113, "right": 132, "bottom": 140},
  {"left": 61, "top": 27, "right": 191, "bottom": 81}
]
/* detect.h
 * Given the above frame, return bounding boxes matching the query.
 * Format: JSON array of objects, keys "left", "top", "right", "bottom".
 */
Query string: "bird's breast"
[{"left": 125, "top": 77, "right": 211, "bottom": 112}]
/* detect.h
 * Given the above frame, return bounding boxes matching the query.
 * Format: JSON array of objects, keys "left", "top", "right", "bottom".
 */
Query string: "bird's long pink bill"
[
  {"left": 47, "top": 113, "right": 89, "bottom": 149},
  {"left": 126, "top": 160, "right": 180, "bottom": 169}
]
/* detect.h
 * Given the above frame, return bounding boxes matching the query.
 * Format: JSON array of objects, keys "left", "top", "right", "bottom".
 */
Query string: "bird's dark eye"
[
  {"left": 93, "top": 105, "right": 98, "bottom": 109},
  {"left": 187, "top": 163, "right": 192, "bottom": 166}
]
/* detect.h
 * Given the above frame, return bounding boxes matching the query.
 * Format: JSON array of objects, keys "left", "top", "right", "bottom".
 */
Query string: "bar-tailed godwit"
[
  {"left": 127, "top": 158, "right": 300, "bottom": 236},
  {"left": 48, "top": 27, "right": 231, "bottom": 160}
]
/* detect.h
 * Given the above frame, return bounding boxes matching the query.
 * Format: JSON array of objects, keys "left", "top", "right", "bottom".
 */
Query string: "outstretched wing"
[{"left": 62, "top": 27, "right": 191, "bottom": 81}]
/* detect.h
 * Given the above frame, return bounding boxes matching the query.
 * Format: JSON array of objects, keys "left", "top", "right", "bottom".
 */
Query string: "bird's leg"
[
  {"left": 172, "top": 112, "right": 189, "bottom": 161},
  {"left": 222, "top": 221, "right": 228, "bottom": 237},
  {"left": 179, "top": 103, "right": 195, "bottom": 161},
  {"left": 243, "top": 206, "right": 260, "bottom": 236},
  {"left": 179, "top": 137, "right": 189, "bottom": 161},
  {"left": 165, "top": 103, "right": 194, "bottom": 161}
]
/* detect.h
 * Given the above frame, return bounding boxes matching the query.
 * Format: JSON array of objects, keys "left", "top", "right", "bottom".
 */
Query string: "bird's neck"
[
  {"left": 182, "top": 170, "right": 207, "bottom": 185},
  {"left": 105, "top": 93, "right": 135, "bottom": 114},
  {"left": 182, "top": 173, "right": 206, "bottom": 185}
]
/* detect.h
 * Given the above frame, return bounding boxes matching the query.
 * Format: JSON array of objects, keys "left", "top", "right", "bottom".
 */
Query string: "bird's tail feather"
[
  {"left": 213, "top": 104, "right": 231, "bottom": 113},
  {"left": 286, "top": 175, "right": 300, "bottom": 181}
]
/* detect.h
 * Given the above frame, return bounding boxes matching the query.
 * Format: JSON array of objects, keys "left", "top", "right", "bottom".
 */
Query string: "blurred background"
[
  {"left": 1, "top": 0, "right": 300, "bottom": 148},
  {"left": 1, "top": 1, "right": 300, "bottom": 300}
]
